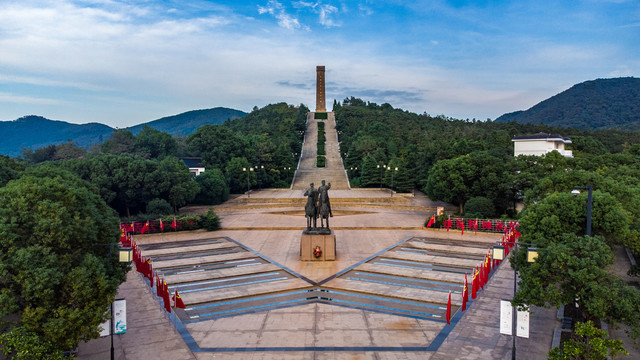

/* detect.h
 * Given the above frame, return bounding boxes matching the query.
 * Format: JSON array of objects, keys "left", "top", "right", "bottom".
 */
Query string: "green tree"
[
  {"left": 464, "top": 196, "right": 496, "bottom": 218},
  {"left": 187, "top": 125, "right": 248, "bottom": 169},
  {"left": 548, "top": 321, "right": 627, "bottom": 360},
  {"left": 195, "top": 169, "right": 229, "bottom": 205},
  {"left": 100, "top": 129, "right": 136, "bottom": 154},
  {"left": 134, "top": 126, "right": 177, "bottom": 159},
  {"left": 0, "top": 156, "right": 24, "bottom": 187},
  {"left": 0, "top": 166, "right": 127, "bottom": 353},
  {"left": 225, "top": 157, "right": 256, "bottom": 194},
  {"left": 359, "top": 154, "right": 379, "bottom": 187},
  {"left": 424, "top": 155, "right": 474, "bottom": 214}
]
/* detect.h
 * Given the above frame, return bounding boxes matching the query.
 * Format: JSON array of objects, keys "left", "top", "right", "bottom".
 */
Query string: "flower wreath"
[{"left": 313, "top": 246, "right": 322, "bottom": 258}]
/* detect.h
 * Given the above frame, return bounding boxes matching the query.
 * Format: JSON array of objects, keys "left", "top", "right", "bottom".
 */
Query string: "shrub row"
[
  {"left": 122, "top": 209, "right": 221, "bottom": 233},
  {"left": 317, "top": 155, "right": 326, "bottom": 167}
]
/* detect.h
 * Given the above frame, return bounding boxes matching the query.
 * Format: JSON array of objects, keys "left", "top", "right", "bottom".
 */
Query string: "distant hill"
[
  {"left": 0, "top": 115, "right": 114, "bottom": 157},
  {"left": 0, "top": 107, "right": 247, "bottom": 157},
  {"left": 127, "top": 107, "right": 246, "bottom": 136},
  {"left": 495, "top": 77, "right": 640, "bottom": 130}
]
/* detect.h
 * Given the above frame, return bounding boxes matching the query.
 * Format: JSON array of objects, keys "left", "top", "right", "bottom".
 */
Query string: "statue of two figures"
[{"left": 304, "top": 180, "right": 333, "bottom": 234}]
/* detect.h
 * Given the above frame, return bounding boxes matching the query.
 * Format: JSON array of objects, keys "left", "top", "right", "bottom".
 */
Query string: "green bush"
[
  {"left": 198, "top": 209, "right": 221, "bottom": 231},
  {"left": 464, "top": 196, "right": 496, "bottom": 218},
  {"left": 317, "top": 155, "right": 326, "bottom": 167},
  {"left": 146, "top": 198, "right": 173, "bottom": 216},
  {"left": 317, "top": 143, "right": 326, "bottom": 155}
]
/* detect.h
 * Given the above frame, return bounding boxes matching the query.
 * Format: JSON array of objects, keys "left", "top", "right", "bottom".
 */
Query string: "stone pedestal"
[{"left": 300, "top": 230, "right": 336, "bottom": 261}]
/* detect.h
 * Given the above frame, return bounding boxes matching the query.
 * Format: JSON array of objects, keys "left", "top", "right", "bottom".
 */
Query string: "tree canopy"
[{"left": 0, "top": 166, "right": 127, "bottom": 355}]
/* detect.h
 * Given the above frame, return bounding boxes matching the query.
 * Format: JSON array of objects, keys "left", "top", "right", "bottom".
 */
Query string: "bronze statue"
[
  {"left": 317, "top": 180, "right": 332, "bottom": 228},
  {"left": 304, "top": 183, "right": 318, "bottom": 229}
]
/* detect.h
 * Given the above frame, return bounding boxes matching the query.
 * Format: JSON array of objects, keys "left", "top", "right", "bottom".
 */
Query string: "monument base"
[{"left": 300, "top": 230, "right": 336, "bottom": 261}]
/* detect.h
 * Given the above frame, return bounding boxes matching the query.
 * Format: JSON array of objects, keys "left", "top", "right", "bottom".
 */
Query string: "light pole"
[
  {"left": 571, "top": 185, "right": 593, "bottom": 236},
  {"left": 387, "top": 166, "right": 398, "bottom": 197},
  {"left": 97, "top": 245, "right": 132, "bottom": 360},
  {"left": 243, "top": 167, "right": 254, "bottom": 198},
  {"left": 377, "top": 164, "right": 386, "bottom": 189},
  {"left": 492, "top": 242, "right": 538, "bottom": 360}
]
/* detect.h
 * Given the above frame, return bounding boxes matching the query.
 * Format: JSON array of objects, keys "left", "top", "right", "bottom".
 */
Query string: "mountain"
[
  {"left": 0, "top": 107, "right": 247, "bottom": 157},
  {"left": 127, "top": 107, "right": 246, "bottom": 136},
  {"left": 0, "top": 115, "right": 114, "bottom": 157},
  {"left": 495, "top": 77, "right": 640, "bottom": 130}
]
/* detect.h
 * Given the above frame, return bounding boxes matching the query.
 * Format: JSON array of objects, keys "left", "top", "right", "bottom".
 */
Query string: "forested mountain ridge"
[
  {"left": 0, "top": 115, "right": 114, "bottom": 157},
  {"left": 0, "top": 107, "right": 247, "bottom": 157},
  {"left": 495, "top": 77, "right": 640, "bottom": 130},
  {"left": 127, "top": 107, "right": 246, "bottom": 136}
]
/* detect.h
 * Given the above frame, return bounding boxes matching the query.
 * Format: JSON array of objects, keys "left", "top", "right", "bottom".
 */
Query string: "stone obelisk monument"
[{"left": 315, "top": 66, "right": 326, "bottom": 112}]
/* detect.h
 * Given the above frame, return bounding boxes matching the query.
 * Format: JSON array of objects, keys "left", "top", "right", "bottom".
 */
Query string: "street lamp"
[
  {"left": 243, "top": 167, "right": 254, "bottom": 198},
  {"left": 377, "top": 164, "right": 386, "bottom": 189},
  {"left": 97, "top": 244, "right": 132, "bottom": 360},
  {"left": 387, "top": 166, "right": 398, "bottom": 197},
  {"left": 572, "top": 185, "right": 593, "bottom": 236},
  {"left": 492, "top": 242, "right": 538, "bottom": 360}
]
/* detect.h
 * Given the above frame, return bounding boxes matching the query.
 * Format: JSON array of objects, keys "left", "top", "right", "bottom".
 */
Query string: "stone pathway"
[{"left": 292, "top": 112, "right": 349, "bottom": 190}]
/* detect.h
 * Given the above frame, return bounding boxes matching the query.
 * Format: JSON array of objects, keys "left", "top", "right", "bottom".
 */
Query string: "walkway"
[
  {"left": 292, "top": 112, "right": 349, "bottom": 190},
  {"left": 77, "top": 192, "right": 559, "bottom": 359}
]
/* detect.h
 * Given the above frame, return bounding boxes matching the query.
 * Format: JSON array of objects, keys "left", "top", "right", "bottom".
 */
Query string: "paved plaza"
[{"left": 77, "top": 189, "right": 559, "bottom": 359}]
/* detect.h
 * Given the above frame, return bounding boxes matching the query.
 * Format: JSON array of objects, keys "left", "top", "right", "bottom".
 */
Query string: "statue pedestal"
[{"left": 300, "top": 230, "right": 336, "bottom": 261}]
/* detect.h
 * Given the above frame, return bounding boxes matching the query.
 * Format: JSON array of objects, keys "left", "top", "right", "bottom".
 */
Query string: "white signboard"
[
  {"left": 499, "top": 300, "right": 512, "bottom": 335},
  {"left": 98, "top": 299, "right": 127, "bottom": 336},
  {"left": 113, "top": 299, "right": 127, "bottom": 334},
  {"left": 500, "top": 300, "right": 530, "bottom": 338},
  {"left": 517, "top": 309, "right": 530, "bottom": 338}
]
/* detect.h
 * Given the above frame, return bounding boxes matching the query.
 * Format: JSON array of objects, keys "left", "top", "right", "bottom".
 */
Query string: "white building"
[
  {"left": 512, "top": 133, "right": 573, "bottom": 158},
  {"left": 181, "top": 157, "right": 205, "bottom": 176}
]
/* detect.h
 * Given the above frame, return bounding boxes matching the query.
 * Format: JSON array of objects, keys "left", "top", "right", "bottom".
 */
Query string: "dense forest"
[{"left": 495, "top": 77, "right": 640, "bottom": 130}]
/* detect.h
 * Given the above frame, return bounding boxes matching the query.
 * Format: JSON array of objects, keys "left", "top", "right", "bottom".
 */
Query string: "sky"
[{"left": 0, "top": 0, "right": 638, "bottom": 128}]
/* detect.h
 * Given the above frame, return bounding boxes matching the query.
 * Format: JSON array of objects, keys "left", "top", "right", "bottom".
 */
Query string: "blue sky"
[{"left": 0, "top": 0, "right": 638, "bottom": 127}]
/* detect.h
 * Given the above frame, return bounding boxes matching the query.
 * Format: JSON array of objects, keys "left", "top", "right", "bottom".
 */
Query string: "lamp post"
[
  {"left": 492, "top": 242, "right": 538, "bottom": 360},
  {"left": 96, "top": 244, "right": 132, "bottom": 360},
  {"left": 378, "top": 164, "right": 386, "bottom": 189},
  {"left": 571, "top": 185, "right": 593, "bottom": 236},
  {"left": 387, "top": 166, "right": 398, "bottom": 197},
  {"left": 243, "top": 167, "right": 254, "bottom": 198}
]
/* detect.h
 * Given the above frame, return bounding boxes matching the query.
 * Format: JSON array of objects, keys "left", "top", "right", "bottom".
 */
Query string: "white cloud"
[
  {"left": 258, "top": 0, "right": 305, "bottom": 30},
  {"left": 318, "top": 4, "right": 340, "bottom": 27}
]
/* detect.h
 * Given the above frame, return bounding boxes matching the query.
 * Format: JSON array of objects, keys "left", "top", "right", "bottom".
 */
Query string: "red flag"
[
  {"left": 148, "top": 259, "right": 153, "bottom": 284},
  {"left": 462, "top": 274, "right": 468, "bottom": 311},
  {"left": 446, "top": 291, "right": 451, "bottom": 324},
  {"left": 170, "top": 217, "right": 177, "bottom": 230},
  {"left": 461, "top": 225, "right": 464, "bottom": 236},
  {"left": 173, "top": 290, "right": 186, "bottom": 309},
  {"left": 472, "top": 268, "right": 478, "bottom": 299},
  {"left": 444, "top": 218, "right": 452, "bottom": 231},
  {"left": 159, "top": 219, "right": 164, "bottom": 232},
  {"left": 163, "top": 279, "right": 171, "bottom": 313},
  {"left": 141, "top": 220, "right": 150, "bottom": 235},
  {"left": 426, "top": 214, "right": 435, "bottom": 228},
  {"left": 156, "top": 273, "right": 162, "bottom": 297},
  {"left": 126, "top": 222, "right": 134, "bottom": 233}
]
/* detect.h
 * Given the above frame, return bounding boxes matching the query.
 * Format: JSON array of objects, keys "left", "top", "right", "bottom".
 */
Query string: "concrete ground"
[{"left": 77, "top": 192, "right": 559, "bottom": 359}]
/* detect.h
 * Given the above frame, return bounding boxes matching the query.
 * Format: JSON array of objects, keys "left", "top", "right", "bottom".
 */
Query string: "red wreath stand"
[{"left": 313, "top": 246, "right": 322, "bottom": 258}]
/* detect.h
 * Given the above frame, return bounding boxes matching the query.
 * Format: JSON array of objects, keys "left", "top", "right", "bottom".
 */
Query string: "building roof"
[
  {"left": 512, "top": 132, "right": 571, "bottom": 143},
  {"left": 181, "top": 157, "right": 204, "bottom": 168}
]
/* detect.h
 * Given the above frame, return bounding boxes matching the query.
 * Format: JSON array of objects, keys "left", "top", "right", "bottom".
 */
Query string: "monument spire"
[{"left": 315, "top": 66, "right": 326, "bottom": 112}]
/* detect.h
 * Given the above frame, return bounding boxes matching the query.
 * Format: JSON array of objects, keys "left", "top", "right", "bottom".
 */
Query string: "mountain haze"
[
  {"left": 495, "top": 77, "right": 640, "bottom": 130},
  {"left": 0, "top": 107, "right": 247, "bottom": 157}
]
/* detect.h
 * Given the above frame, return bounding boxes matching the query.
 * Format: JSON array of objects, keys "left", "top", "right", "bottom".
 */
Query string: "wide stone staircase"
[{"left": 291, "top": 112, "right": 350, "bottom": 190}]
